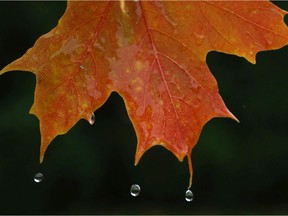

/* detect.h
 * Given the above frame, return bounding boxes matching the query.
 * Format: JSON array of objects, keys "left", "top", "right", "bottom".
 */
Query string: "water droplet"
[
  {"left": 89, "top": 113, "right": 95, "bottom": 125},
  {"left": 185, "top": 189, "right": 193, "bottom": 202},
  {"left": 130, "top": 184, "right": 141, "bottom": 197},
  {"left": 34, "top": 173, "right": 43, "bottom": 183}
]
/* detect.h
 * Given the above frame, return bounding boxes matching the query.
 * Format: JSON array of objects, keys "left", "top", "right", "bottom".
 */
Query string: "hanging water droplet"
[
  {"left": 89, "top": 113, "right": 95, "bottom": 125},
  {"left": 130, "top": 184, "right": 141, "bottom": 197},
  {"left": 185, "top": 189, "right": 193, "bottom": 202},
  {"left": 34, "top": 173, "right": 43, "bottom": 183}
]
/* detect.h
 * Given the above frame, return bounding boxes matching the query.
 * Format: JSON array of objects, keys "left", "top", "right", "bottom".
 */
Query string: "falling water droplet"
[
  {"left": 34, "top": 173, "right": 43, "bottom": 183},
  {"left": 185, "top": 189, "right": 193, "bottom": 202},
  {"left": 130, "top": 184, "right": 141, "bottom": 197},
  {"left": 89, "top": 113, "right": 95, "bottom": 125}
]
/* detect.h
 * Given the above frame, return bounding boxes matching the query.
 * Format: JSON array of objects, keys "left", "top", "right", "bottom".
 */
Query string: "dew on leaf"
[
  {"left": 89, "top": 113, "right": 95, "bottom": 125},
  {"left": 34, "top": 173, "right": 43, "bottom": 183},
  {"left": 185, "top": 189, "right": 193, "bottom": 202},
  {"left": 130, "top": 184, "right": 141, "bottom": 197}
]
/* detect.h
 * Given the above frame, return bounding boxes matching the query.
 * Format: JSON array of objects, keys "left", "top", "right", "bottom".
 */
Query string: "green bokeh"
[{"left": 0, "top": 1, "right": 288, "bottom": 214}]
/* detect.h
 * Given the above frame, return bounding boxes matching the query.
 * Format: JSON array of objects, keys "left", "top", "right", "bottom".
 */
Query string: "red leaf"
[{"left": 1, "top": 1, "right": 288, "bottom": 188}]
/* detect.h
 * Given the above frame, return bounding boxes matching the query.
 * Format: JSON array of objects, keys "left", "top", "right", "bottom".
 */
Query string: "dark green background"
[{"left": 0, "top": 1, "right": 288, "bottom": 214}]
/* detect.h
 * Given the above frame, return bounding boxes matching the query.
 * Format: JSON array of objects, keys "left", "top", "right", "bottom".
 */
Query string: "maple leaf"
[{"left": 1, "top": 1, "right": 288, "bottom": 188}]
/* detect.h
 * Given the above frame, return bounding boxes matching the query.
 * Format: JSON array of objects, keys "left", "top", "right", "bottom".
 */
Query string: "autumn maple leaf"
[{"left": 1, "top": 1, "right": 288, "bottom": 188}]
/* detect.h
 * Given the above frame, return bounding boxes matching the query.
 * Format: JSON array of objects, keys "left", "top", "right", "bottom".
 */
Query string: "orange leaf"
[{"left": 1, "top": 1, "right": 288, "bottom": 188}]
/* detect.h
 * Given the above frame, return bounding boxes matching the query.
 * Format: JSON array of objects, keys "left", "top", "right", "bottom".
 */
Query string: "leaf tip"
[
  {"left": 187, "top": 154, "right": 193, "bottom": 189},
  {"left": 134, "top": 151, "right": 141, "bottom": 166},
  {"left": 231, "top": 114, "right": 240, "bottom": 123},
  {"left": 246, "top": 55, "right": 257, "bottom": 65},
  {"left": 39, "top": 140, "right": 49, "bottom": 164},
  {"left": 134, "top": 143, "right": 150, "bottom": 166},
  {"left": 0, "top": 65, "right": 10, "bottom": 76},
  {"left": 226, "top": 109, "right": 240, "bottom": 123},
  {"left": 39, "top": 153, "right": 44, "bottom": 164}
]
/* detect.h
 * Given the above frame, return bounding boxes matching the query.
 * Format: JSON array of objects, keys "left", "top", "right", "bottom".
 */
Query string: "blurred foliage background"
[{"left": 0, "top": 1, "right": 288, "bottom": 214}]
